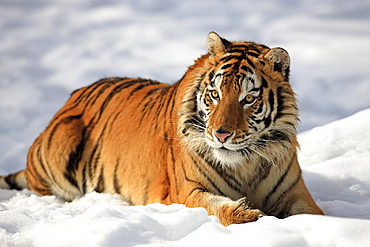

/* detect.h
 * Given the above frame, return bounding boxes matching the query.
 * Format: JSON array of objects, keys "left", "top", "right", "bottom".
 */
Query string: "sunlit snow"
[{"left": 1, "top": 0, "right": 370, "bottom": 246}]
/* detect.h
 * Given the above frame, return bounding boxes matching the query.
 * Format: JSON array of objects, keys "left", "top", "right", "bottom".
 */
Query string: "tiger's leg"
[
  {"left": 185, "top": 190, "right": 264, "bottom": 226},
  {"left": 259, "top": 157, "right": 324, "bottom": 218},
  {"left": 25, "top": 134, "right": 56, "bottom": 196},
  {"left": 25, "top": 115, "right": 86, "bottom": 200},
  {"left": 268, "top": 177, "right": 324, "bottom": 218}
]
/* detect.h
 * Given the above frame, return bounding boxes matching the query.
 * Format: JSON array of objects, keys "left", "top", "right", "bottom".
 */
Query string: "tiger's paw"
[{"left": 219, "top": 198, "right": 265, "bottom": 226}]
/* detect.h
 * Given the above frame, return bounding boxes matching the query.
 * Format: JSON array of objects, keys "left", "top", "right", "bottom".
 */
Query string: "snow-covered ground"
[
  {"left": 1, "top": 109, "right": 370, "bottom": 246},
  {"left": 1, "top": 0, "right": 370, "bottom": 246}
]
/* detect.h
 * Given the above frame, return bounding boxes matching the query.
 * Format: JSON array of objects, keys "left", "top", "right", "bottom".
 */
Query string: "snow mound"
[{"left": 1, "top": 109, "right": 370, "bottom": 246}]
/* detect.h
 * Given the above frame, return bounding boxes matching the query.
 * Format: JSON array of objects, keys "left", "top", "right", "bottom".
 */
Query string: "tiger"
[{"left": 0, "top": 32, "right": 323, "bottom": 226}]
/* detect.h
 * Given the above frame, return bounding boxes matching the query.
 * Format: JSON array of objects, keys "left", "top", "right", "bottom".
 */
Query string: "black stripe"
[
  {"left": 181, "top": 162, "right": 207, "bottom": 197},
  {"left": 85, "top": 104, "right": 121, "bottom": 187},
  {"left": 262, "top": 154, "right": 296, "bottom": 207},
  {"left": 247, "top": 51, "right": 259, "bottom": 58},
  {"left": 255, "top": 102, "right": 264, "bottom": 115},
  {"left": 71, "top": 86, "right": 90, "bottom": 104},
  {"left": 168, "top": 141, "right": 178, "bottom": 200},
  {"left": 65, "top": 125, "right": 85, "bottom": 175},
  {"left": 248, "top": 157, "right": 272, "bottom": 191},
  {"left": 89, "top": 138, "right": 103, "bottom": 178},
  {"left": 262, "top": 90, "right": 275, "bottom": 128},
  {"left": 208, "top": 70, "right": 215, "bottom": 82},
  {"left": 161, "top": 132, "right": 171, "bottom": 203},
  {"left": 169, "top": 82, "right": 180, "bottom": 122},
  {"left": 61, "top": 78, "right": 119, "bottom": 122},
  {"left": 87, "top": 132, "right": 104, "bottom": 183},
  {"left": 105, "top": 111, "right": 123, "bottom": 136},
  {"left": 88, "top": 80, "right": 122, "bottom": 106},
  {"left": 63, "top": 171, "right": 79, "bottom": 189},
  {"left": 80, "top": 79, "right": 139, "bottom": 134},
  {"left": 220, "top": 63, "right": 232, "bottom": 70},
  {"left": 268, "top": 89, "right": 275, "bottom": 111},
  {"left": 266, "top": 170, "right": 302, "bottom": 216},
  {"left": 159, "top": 86, "right": 174, "bottom": 123},
  {"left": 24, "top": 165, "right": 51, "bottom": 196},
  {"left": 220, "top": 55, "right": 240, "bottom": 63},
  {"left": 275, "top": 87, "right": 288, "bottom": 120},
  {"left": 61, "top": 116, "right": 86, "bottom": 189},
  {"left": 55, "top": 78, "right": 125, "bottom": 127},
  {"left": 190, "top": 155, "right": 226, "bottom": 197},
  {"left": 71, "top": 78, "right": 110, "bottom": 105},
  {"left": 85, "top": 78, "right": 128, "bottom": 105},
  {"left": 47, "top": 114, "right": 83, "bottom": 149},
  {"left": 29, "top": 186, "right": 50, "bottom": 194},
  {"left": 72, "top": 77, "right": 129, "bottom": 104},
  {"left": 136, "top": 87, "right": 163, "bottom": 127},
  {"left": 263, "top": 116, "right": 272, "bottom": 128},
  {"left": 138, "top": 98, "right": 156, "bottom": 127},
  {"left": 25, "top": 166, "right": 51, "bottom": 194},
  {"left": 269, "top": 129, "right": 290, "bottom": 142},
  {"left": 64, "top": 140, "right": 84, "bottom": 188},
  {"left": 211, "top": 163, "right": 244, "bottom": 195},
  {"left": 94, "top": 168, "right": 105, "bottom": 193},
  {"left": 81, "top": 80, "right": 142, "bottom": 150},
  {"left": 228, "top": 48, "right": 245, "bottom": 54},
  {"left": 153, "top": 92, "right": 170, "bottom": 131},
  {"left": 245, "top": 57, "right": 255, "bottom": 68},
  {"left": 27, "top": 164, "right": 49, "bottom": 191},
  {"left": 127, "top": 79, "right": 160, "bottom": 100},
  {"left": 96, "top": 79, "right": 140, "bottom": 116},
  {"left": 113, "top": 159, "right": 121, "bottom": 194},
  {"left": 35, "top": 145, "right": 52, "bottom": 181},
  {"left": 142, "top": 87, "right": 162, "bottom": 102},
  {"left": 241, "top": 65, "right": 254, "bottom": 74},
  {"left": 82, "top": 162, "right": 88, "bottom": 194},
  {"left": 4, "top": 175, "right": 22, "bottom": 190},
  {"left": 230, "top": 44, "right": 250, "bottom": 49},
  {"left": 35, "top": 144, "right": 61, "bottom": 189},
  {"left": 261, "top": 76, "right": 268, "bottom": 88},
  {"left": 157, "top": 86, "right": 175, "bottom": 135},
  {"left": 142, "top": 183, "right": 149, "bottom": 205}
]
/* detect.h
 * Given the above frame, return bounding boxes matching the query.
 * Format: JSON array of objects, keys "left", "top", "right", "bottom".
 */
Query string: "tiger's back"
[
  {"left": 1, "top": 32, "right": 323, "bottom": 226},
  {"left": 26, "top": 77, "right": 179, "bottom": 203}
]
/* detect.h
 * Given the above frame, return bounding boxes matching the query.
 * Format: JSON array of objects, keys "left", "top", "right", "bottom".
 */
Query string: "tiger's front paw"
[{"left": 219, "top": 198, "right": 265, "bottom": 226}]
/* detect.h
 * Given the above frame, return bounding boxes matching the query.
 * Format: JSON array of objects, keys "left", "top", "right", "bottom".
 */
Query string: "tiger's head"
[{"left": 180, "top": 32, "right": 299, "bottom": 166}]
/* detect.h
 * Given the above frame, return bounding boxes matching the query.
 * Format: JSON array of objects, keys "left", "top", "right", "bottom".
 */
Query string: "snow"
[
  {"left": 1, "top": 0, "right": 370, "bottom": 246},
  {"left": 1, "top": 109, "right": 370, "bottom": 246}
]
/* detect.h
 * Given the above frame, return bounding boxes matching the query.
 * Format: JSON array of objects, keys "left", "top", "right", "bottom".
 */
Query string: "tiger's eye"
[
  {"left": 209, "top": 90, "right": 219, "bottom": 100},
  {"left": 245, "top": 94, "right": 255, "bottom": 104}
]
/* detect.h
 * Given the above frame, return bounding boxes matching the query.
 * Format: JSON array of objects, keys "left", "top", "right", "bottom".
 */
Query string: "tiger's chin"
[{"left": 212, "top": 147, "right": 246, "bottom": 166}]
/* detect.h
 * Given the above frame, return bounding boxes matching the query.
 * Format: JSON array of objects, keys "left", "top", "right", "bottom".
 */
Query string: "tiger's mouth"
[
  {"left": 216, "top": 146, "right": 243, "bottom": 156},
  {"left": 211, "top": 146, "right": 246, "bottom": 165},
  {"left": 205, "top": 136, "right": 252, "bottom": 165},
  {"left": 206, "top": 139, "right": 248, "bottom": 152}
]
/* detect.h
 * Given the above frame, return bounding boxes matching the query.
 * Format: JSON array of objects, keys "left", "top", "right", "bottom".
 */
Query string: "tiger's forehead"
[
  {"left": 212, "top": 55, "right": 262, "bottom": 93},
  {"left": 208, "top": 41, "right": 270, "bottom": 94},
  {"left": 221, "top": 42, "right": 269, "bottom": 63}
]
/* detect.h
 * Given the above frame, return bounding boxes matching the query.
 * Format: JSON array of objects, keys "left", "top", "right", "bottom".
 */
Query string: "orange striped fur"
[{"left": 0, "top": 32, "right": 323, "bottom": 225}]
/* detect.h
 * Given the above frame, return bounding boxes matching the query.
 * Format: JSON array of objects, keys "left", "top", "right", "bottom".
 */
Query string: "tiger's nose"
[{"left": 214, "top": 128, "right": 233, "bottom": 143}]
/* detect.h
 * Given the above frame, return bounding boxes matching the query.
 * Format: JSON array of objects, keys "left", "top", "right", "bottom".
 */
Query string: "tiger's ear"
[
  {"left": 206, "top": 32, "right": 231, "bottom": 56},
  {"left": 264, "top": 48, "right": 290, "bottom": 79}
]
